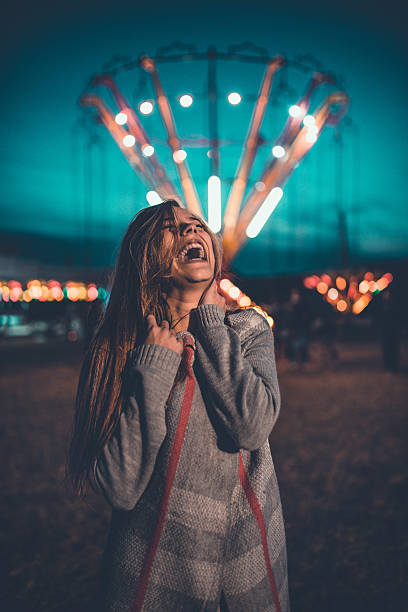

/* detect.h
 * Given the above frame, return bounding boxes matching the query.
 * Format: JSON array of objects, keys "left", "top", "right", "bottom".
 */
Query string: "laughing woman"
[{"left": 67, "top": 200, "right": 290, "bottom": 611}]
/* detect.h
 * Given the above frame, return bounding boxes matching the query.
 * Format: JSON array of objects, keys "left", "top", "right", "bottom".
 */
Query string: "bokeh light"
[
  {"left": 272, "top": 145, "right": 285, "bottom": 158},
  {"left": 227, "top": 92, "right": 242, "bottom": 105},
  {"left": 122, "top": 134, "right": 136, "bottom": 147},
  {"left": 115, "top": 112, "right": 127, "bottom": 125},
  {"left": 179, "top": 94, "right": 193, "bottom": 108},
  {"left": 139, "top": 100, "right": 154, "bottom": 115},
  {"left": 142, "top": 144, "right": 155, "bottom": 157},
  {"left": 173, "top": 149, "right": 187, "bottom": 163},
  {"left": 288, "top": 104, "right": 302, "bottom": 118}
]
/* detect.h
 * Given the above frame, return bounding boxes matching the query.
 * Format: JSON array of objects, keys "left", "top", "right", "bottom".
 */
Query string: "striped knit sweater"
[{"left": 94, "top": 304, "right": 290, "bottom": 611}]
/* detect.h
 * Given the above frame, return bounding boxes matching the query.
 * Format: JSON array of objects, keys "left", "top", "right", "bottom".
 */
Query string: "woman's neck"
[{"left": 166, "top": 286, "right": 203, "bottom": 331}]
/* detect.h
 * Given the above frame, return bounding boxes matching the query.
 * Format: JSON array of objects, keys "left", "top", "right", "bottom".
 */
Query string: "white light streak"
[
  {"left": 207, "top": 175, "right": 222, "bottom": 233},
  {"left": 146, "top": 191, "right": 163, "bottom": 206},
  {"left": 246, "top": 187, "right": 283, "bottom": 238}
]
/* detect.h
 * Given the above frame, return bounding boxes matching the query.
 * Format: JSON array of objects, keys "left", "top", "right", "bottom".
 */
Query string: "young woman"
[{"left": 67, "top": 200, "right": 290, "bottom": 611}]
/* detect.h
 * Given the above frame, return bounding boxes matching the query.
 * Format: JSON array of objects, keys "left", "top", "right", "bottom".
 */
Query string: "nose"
[{"left": 183, "top": 223, "right": 198, "bottom": 236}]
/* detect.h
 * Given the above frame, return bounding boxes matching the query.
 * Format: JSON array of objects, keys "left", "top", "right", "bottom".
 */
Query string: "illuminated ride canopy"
[{"left": 80, "top": 43, "right": 349, "bottom": 266}]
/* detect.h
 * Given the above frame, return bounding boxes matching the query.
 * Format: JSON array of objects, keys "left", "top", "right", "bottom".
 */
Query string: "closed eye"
[{"left": 162, "top": 221, "right": 205, "bottom": 232}]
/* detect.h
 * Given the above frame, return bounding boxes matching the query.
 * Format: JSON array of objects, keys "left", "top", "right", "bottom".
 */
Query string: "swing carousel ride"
[
  {"left": 77, "top": 42, "right": 354, "bottom": 320},
  {"left": 80, "top": 43, "right": 348, "bottom": 264}
]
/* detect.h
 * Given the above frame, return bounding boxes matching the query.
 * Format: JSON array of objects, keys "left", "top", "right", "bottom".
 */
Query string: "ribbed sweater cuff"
[
  {"left": 129, "top": 343, "right": 182, "bottom": 372},
  {"left": 192, "top": 304, "right": 226, "bottom": 328}
]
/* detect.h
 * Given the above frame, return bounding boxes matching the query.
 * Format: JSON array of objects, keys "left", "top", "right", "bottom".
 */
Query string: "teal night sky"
[{"left": 1, "top": 0, "right": 407, "bottom": 276}]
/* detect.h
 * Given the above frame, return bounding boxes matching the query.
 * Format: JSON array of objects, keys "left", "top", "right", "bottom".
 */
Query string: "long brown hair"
[{"left": 66, "top": 200, "right": 223, "bottom": 498}]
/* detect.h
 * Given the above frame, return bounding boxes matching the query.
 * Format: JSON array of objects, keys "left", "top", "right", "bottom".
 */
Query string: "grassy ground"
[{"left": 1, "top": 339, "right": 407, "bottom": 611}]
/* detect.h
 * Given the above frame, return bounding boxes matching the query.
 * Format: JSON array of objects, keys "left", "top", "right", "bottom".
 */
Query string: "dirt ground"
[{"left": 1, "top": 339, "right": 407, "bottom": 611}]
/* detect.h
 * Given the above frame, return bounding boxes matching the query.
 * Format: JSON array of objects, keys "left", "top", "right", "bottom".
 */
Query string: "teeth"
[{"left": 178, "top": 241, "right": 206, "bottom": 262}]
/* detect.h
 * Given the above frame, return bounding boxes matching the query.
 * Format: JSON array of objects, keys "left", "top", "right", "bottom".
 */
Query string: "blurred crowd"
[
  {"left": 260, "top": 286, "right": 405, "bottom": 373},
  {"left": 0, "top": 284, "right": 406, "bottom": 373}
]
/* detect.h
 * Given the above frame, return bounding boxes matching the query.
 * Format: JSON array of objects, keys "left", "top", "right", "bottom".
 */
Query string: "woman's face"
[{"left": 162, "top": 207, "right": 215, "bottom": 288}]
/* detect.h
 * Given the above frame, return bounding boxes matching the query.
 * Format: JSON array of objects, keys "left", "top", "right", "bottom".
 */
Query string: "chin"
[{"left": 171, "top": 262, "right": 214, "bottom": 284}]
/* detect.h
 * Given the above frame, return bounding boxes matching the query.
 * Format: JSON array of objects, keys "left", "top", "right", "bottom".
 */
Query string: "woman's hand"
[
  {"left": 201, "top": 279, "right": 226, "bottom": 311},
  {"left": 144, "top": 315, "right": 184, "bottom": 355}
]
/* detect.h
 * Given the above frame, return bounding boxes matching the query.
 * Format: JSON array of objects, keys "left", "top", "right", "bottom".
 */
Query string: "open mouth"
[{"left": 177, "top": 241, "right": 207, "bottom": 263}]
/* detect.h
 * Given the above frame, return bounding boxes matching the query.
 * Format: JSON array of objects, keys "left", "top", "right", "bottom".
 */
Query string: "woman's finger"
[
  {"left": 146, "top": 314, "right": 157, "bottom": 328},
  {"left": 160, "top": 319, "right": 170, "bottom": 328}
]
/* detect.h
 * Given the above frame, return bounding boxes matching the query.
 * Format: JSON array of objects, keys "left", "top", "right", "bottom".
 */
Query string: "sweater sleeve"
[
  {"left": 93, "top": 343, "right": 182, "bottom": 511},
  {"left": 191, "top": 304, "right": 281, "bottom": 451}
]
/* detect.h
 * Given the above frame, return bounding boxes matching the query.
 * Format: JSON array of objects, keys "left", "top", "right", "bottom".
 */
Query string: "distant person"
[
  {"left": 67, "top": 200, "right": 290, "bottom": 611},
  {"left": 313, "top": 298, "right": 339, "bottom": 366},
  {"left": 377, "top": 288, "right": 401, "bottom": 372},
  {"left": 286, "top": 288, "right": 312, "bottom": 368}
]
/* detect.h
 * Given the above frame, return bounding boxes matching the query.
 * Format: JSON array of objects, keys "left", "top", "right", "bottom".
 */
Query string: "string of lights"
[
  {"left": 303, "top": 272, "right": 393, "bottom": 314},
  {"left": 0, "top": 280, "right": 108, "bottom": 303}
]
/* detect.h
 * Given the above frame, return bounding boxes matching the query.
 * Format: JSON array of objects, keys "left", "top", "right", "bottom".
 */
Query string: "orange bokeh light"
[
  {"left": 336, "top": 276, "right": 346, "bottom": 290},
  {"left": 376, "top": 277, "right": 389, "bottom": 291},
  {"left": 359, "top": 280, "right": 369, "bottom": 294},
  {"left": 317, "top": 281, "right": 328, "bottom": 294},
  {"left": 228, "top": 286, "right": 240, "bottom": 299},
  {"left": 337, "top": 300, "right": 347, "bottom": 312},
  {"left": 87, "top": 285, "right": 99, "bottom": 301},
  {"left": 239, "top": 295, "right": 251, "bottom": 307},
  {"left": 219, "top": 278, "right": 232, "bottom": 292}
]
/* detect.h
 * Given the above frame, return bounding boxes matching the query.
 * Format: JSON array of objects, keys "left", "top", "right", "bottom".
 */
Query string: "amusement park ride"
[
  {"left": 74, "top": 42, "right": 390, "bottom": 318},
  {"left": 79, "top": 42, "right": 349, "bottom": 267}
]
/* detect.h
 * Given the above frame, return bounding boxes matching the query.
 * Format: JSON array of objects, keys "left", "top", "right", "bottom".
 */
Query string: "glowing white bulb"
[
  {"left": 207, "top": 175, "right": 222, "bottom": 233},
  {"left": 359, "top": 280, "right": 369, "bottom": 294},
  {"left": 227, "top": 92, "right": 242, "bottom": 105},
  {"left": 289, "top": 104, "right": 302, "bottom": 118},
  {"left": 139, "top": 100, "right": 154, "bottom": 115},
  {"left": 305, "top": 131, "right": 317, "bottom": 144},
  {"left": 272, "top": 145, "right": 285, "bottom": 159},
  {"left": 303, "top": 114, "right": 316, "bottom": 128},
  {"left": 142, "top": 144, "right": 155, "bottom": 157},
  {"left": 122, "top": 134, "right": 136, "bottom": 147},
  {"left": 220, "top": 278, "right": 233, "bottom": 291},
  {"left": 115, "top": 112, "right": 127, "bottom": 125},
  {"left": 146, "top": 191, "right": 163, "bottom": 206},
  {"left": 228, "top": 286, "right": 240, "bottom": 299},
  {"left": 239, "top": 295, "right": 251, "bottom": 307},
  {"left": 246, "top": 187, "right": 283, "bottom": 238},
  {"left": 255, "top": 181, "right": 266, "bottom": 192},
  {"left": 328, "top": 288, "right": 339, "bottom": 300},
  {"left": 173, "top": 149, "right": 187, "bottom": 163},
  {"left": 179, "top": 94, "right": 193, "bottom": 108}
]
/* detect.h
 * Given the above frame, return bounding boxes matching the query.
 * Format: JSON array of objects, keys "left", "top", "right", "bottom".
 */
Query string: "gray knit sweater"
[{"left": 94, "top": 304, "right": 290, "bottom": 611}]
